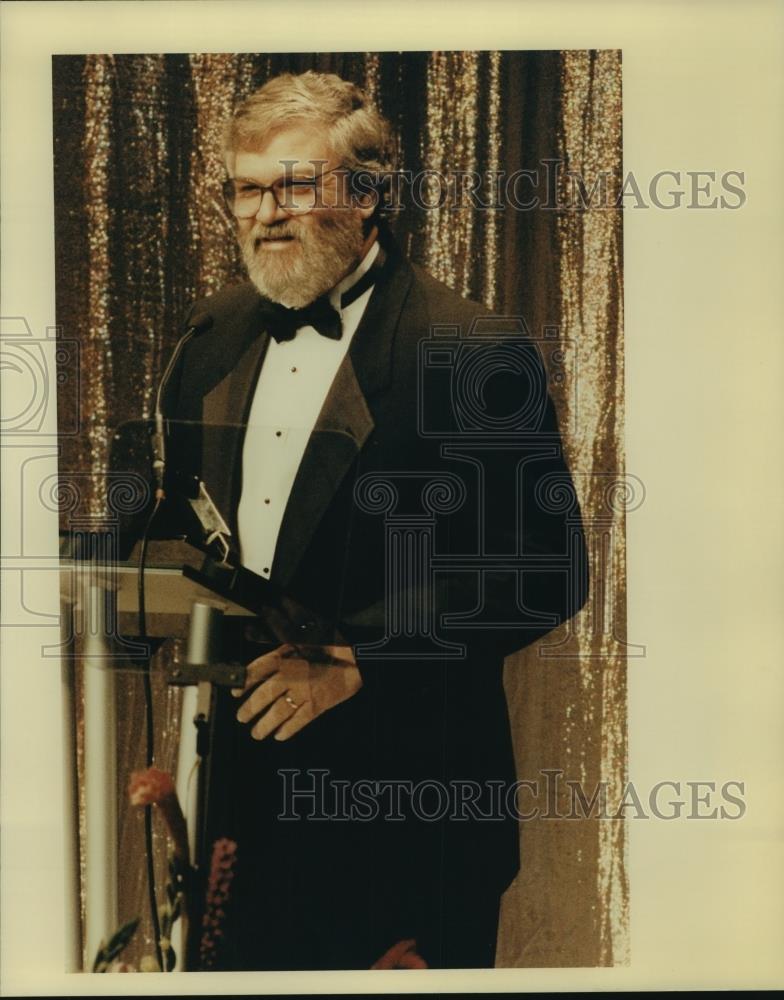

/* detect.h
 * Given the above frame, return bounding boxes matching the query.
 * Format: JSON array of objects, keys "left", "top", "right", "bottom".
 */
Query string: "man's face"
[{"left": 226, "top": 124, "right": 371, "bottom": 309}]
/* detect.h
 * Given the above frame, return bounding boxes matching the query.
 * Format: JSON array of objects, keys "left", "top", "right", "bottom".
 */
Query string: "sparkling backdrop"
[
  {"left": 53, "top": 50, "right": 626, "bottom": 969},
  {"left": 558, "top": 48, "right": 627, "bottom": 965},
  {"left": 422, "top": 49, "right": 480, "bottom": 295}
]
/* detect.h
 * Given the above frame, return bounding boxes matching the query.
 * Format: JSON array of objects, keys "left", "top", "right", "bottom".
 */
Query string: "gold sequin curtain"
[{"left": 53, "top": 50, "right": 626, "bottom": 968}]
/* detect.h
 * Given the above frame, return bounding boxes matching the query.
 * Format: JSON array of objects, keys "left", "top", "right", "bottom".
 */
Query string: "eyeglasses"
[{"left": 222, "top": 164, "right": 347, "bottom": 218}]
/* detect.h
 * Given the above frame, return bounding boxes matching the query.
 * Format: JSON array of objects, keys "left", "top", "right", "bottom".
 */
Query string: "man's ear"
[
  {"left": 356, "top": 194, "right": 378, "bottom": 219},
  {"left": 349, "top": 170, "right": 380, "bottom": 219},
  {"left": 355, "top": 191, "right": 378, "bottom": 220}
]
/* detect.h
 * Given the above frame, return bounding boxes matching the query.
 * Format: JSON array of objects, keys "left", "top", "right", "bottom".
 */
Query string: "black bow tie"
[
  {"left": 259, "top": 243, "right": 387, "bottom": 344},
  {"left": 261, "top": 295, "right": 342, "bottom": 343}
]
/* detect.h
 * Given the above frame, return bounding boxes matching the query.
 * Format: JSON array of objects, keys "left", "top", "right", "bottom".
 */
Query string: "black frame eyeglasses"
[{"left": 222, "top": 164, "right": 347, "bottom": 218}]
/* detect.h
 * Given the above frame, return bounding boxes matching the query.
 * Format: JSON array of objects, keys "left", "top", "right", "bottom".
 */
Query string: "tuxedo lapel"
[
  {"left": 181, "top": 289, "right": 271, "bottom": 555},
  {"left": 200, "top": 333, "right": 269, "bottom": 551},
  {"left": 272, "top": 236, "right": 414, "bottom": 587},
  {"left": 270, "top": 357, "right": 373, "bottom": 586}
]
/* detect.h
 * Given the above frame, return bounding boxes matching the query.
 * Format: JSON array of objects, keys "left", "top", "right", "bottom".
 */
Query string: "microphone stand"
[{"left": 151, "top": 312, "right": 213, "bottom": 502}]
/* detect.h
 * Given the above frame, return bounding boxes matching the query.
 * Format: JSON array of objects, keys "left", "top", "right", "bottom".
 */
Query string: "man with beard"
[{"left": 163, "top": 71, "right": 588, "bottom": 971}]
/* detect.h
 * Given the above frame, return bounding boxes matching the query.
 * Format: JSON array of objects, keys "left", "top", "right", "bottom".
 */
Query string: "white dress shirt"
[{"left": 237, "top": 240, "right": 380, "bottom": 578}]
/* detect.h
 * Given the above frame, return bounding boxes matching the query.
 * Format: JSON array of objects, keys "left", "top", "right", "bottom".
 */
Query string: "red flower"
[
  {"left": 128, "top": 767, "right": 189, "bottom": 863},
  {"left": 128, "top": 767, "right": 175, "bottom": 806},
  {"left": 371, "top": 938, "right": 428, "bottom": 969}
]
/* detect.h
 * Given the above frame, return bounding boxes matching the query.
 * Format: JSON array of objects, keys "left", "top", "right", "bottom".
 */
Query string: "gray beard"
[{"left": 239, "top": 210, "right": 366, "bottom": 309}]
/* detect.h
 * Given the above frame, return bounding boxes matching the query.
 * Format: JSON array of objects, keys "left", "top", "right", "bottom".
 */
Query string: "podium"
[{"left": 58, "top": 539, "right": 257, "bottom": 971}]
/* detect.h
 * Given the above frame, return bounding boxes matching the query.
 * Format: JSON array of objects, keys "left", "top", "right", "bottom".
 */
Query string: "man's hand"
[{"left": 232, "top": 643, "right": 362, "bottom": 742}]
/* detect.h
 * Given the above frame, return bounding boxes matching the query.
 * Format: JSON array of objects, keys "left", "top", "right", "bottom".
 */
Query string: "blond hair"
[{"left": 223, "top": 70, "right": 395, "bottom": 179}]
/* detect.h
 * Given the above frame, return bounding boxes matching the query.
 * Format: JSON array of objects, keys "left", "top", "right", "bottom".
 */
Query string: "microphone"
[{"left": 151, "top": 312, "right": 213, "bottom": 498}]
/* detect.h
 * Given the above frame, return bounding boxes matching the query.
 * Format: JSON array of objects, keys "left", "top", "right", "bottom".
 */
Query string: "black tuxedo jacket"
[{"left": 163, "top": 228, "right": 589, "bottom": 935}]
